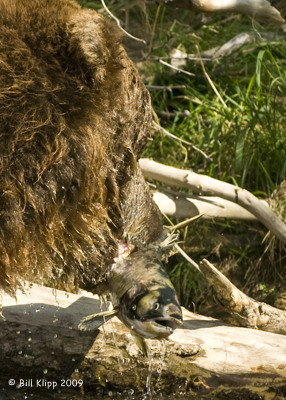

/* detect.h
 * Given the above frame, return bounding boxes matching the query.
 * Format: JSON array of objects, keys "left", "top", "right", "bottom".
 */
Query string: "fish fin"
[
  {"left": 78, "top": 309, "right": 117, "bottom": 331},
  {"left": 132, "top": 334, "right": 148, "bottom": 357}
]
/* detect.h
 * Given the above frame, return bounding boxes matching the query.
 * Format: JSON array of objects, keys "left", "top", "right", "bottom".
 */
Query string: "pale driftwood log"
[
  {"left": 200, "top": 258, "right": 286, "bottom": 335},
  {"left": 152, "top": 190, "right": 262, "bottom": 220},
  {"left": 202, "top": 32, "right": 286, "bottom": 59},
  {"left": 170, "top": 33, "right": 285, "bottom": 69},
  {"left": 161, "top": 0, "right": 285, "bottom": 25},
  {"left": 169, "top": 33, "right": 256, "bottom": 67},
  {"left": 1, "top": 284, "right": 286, "bottom": 398},
  {"left": 203, "top": 32, "right": 256, "bottom": 58},
  {"left": 139, "top": 158, "right": 286, "bottom": 244}
]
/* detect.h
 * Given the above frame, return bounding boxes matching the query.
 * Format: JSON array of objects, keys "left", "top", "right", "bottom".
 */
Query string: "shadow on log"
[{"left": 1, "top": 285, "right": 286, "bottom": 399}]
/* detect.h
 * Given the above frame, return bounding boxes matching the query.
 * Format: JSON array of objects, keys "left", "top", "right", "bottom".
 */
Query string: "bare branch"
[
  {"left": 139, "top": 159, "right": 286, "bottom": 244},
  {"left": 202, "top": 32, "right": 256, "bottom": 59},
  {"left": 174, "top": 244, "right": 201, "bottom": 272},
  {"left": 169, "top": 214, "right": 204, "bottom": 230},
  {"left": 153, "top": 121, "right": 213, "bottom": 162},
  {"left": 101, "top": 0, "right": 146, "bottom": 44},
  {"left": 155, "top": 110, "right": 191, "bottom": 119},
  {"left": 150, "top": 55, "right": 212, "bottom": 62},
  {"left": 200, "top": 259, "right": 286, "bottom": 335},
  {"left": 161, "top": 0, "right": 285, "bottom": 25},
  {"left": 159, "top": 59, "right": 195, "bottom": 77},
  {"left": 146, "top": 85, "right": 187, "bottom": 91}
]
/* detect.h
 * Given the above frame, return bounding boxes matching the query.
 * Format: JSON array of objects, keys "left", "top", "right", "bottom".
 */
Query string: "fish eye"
[{"left": 153, "top": 302, "right": 160, "bottom": 311}]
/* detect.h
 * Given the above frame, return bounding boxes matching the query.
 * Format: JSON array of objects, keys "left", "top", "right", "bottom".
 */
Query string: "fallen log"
[
  {"left": 160, "top": 0, "right": 285, "bottom": 25},
  {"left": 1, "top": 284, "right": 286, "bottom": 399},
  {"left": 139, "top": 158, "right": 286, "bottom": 244},
  {"left": 152, "top": 190, "right": 263, "bottom": 220},
  {"left": 200, "top": 258, "right": 286, "bottom": 335}
]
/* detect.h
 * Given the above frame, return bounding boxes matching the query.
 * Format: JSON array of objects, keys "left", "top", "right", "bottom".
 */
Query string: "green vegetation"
[
  {"left": 143, "top": 15, "right": 286, "bottom": 194},
  {"left": 78, "top": 1, "right": 286, "bottom": 313}
]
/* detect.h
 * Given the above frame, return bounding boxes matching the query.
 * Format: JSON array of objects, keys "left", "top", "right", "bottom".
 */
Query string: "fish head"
[{"left": 118, "top": 284, "right": 183, "bottom": 339}]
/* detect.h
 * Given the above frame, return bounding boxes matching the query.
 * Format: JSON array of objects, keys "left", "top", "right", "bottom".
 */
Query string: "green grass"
[{"left": 142, "top": 15, "right": 286, "bottom": 194}]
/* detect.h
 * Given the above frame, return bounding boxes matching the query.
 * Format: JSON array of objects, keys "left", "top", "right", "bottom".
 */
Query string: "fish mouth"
[
  {"left": 130, "top": 316, "right": 182, "bottom": 339},
  {"left": 153, "top": 314, "right": 183, "bottom": 331}
]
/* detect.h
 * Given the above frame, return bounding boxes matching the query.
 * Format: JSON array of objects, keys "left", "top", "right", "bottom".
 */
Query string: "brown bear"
[{"left": 0, "top": 0, "right": 163, "bottom": 296}]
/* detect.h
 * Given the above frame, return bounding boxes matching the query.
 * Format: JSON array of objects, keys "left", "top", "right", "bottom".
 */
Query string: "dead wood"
[
  {"left": 1, "top": 284, "right": 286, "bottom": 398},
  {"left": 201, "top": 32, "right": 286, "bottom": 59},
  {"left": 170, "top": 32, "right": 286, "bottom": 64},
  {"left": 159, "top": 0, "right": 285, "bottom": 25},
  {"left": 152, "top": 190, "right": 261, "bottom": 220},
  {"left": 200, "top": 258, "right": 286, "bottom": 335},
  {"left": 139, "top": 158, "right": 286, "bottom": 244}
]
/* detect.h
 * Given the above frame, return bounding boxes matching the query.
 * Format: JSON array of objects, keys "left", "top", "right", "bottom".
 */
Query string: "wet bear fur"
[{"left": 0, "top": 0, "right": 163, "bottom": 295}]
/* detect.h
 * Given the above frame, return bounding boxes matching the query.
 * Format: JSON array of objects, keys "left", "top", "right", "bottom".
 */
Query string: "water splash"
[
  {"left": 99, "top": 295, "right": 123, "bottom": 373},
  {"left": 52, "top": 305, "right": 60, "bottom": 324},
  {"left": 145, "top": 343, "right": 154, "bottom": 399},
  {"left": 142, "top": 339, "right": 168, "bottom": 399},
  {"left": 156, "top": 340, "right": 167, "bottom": 384}
]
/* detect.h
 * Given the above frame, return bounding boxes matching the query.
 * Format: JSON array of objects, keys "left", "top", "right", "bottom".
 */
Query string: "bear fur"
[{"left": 0, "top": 0, "right": 163, "bottom": 295}]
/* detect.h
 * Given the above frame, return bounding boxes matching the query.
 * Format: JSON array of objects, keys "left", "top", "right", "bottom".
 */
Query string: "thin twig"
[
  {"left": 159, "top": 59, "right": 195, "bottom": 77},
  {"left": 146, "top": 85, "right": 186, "bottom": 91},
  {"left": 155, "top": 109, "right": 191, "bottom": 118},
  {"left": 153, "top": 121, "right": 213, "bottom": 162},
  {"left": 169, "top": 214, "right": 204, "bottom": 231},
  {"left": 174, "top": 244, "right": 201, "bottom": 272},
  {"left": 160, "top": 205, "right": 202, "bottom": 273},
  {"left": 101, "top": 0, "right": 146, "bottom": 44},
  {"left": 151, "top": 56, "right": 212, "bottom": 62},
  {"left": 196, "top": 45, "right": 228, "bottom": 108},
  {"left": 160, "top": 206, "right": 201, "bottom": 272}
]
